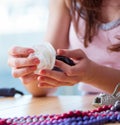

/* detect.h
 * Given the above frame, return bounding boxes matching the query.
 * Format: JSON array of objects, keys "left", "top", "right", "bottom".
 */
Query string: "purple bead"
[
  {"left": 62, "top": 118, "right": 70, "bottom": 123},
  {"left": 117, "top": 114, "right": 120, "bottom": 122},
  {"left": 96, "top": 116, "right": 102, "bottom": 120},
  {"left": 109, "top": 115, "right": 117, "bottom": 122},
  {"left": 90, "top": 116, "right": 95, "bottom": 120},
  {"left": 57, "top": 119, "right": 63, "bottom": 123},
  {"left": 12, "top": 117, "right": 19, "bottom": 123},
  {"left": 40, "top": 121, "right": 46, "bottom": 125},
  {"left": 58, "top": 123, "right": 65, "bottom": 125},
  {"left": 71, "top": 121, "right": 78, "bottom": 125},
  {"left": 83, "top": 116, "right": 89, "bottom": 121},
  {"left": 29, "top": 123, "right": 37, "bottom": 125},
  {"left": 76, "top": 117, "right": 82, "bottom": 122},
  {"left": 70, "top": 117, "right": 76, "bottom": 122},
  {"left": 52, "top": 119, "right": 58, "bottom": 124},
  {"left": 77, "top": 121, "right": 83, "bottom": 125}
]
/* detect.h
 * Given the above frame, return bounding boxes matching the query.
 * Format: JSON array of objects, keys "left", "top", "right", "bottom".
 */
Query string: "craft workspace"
[
  {"left": 0, "top": 42, "right": 120, "bottom": 124},
  {"left": 0, "top": 93, "right": 120, "bottom": 125},
  {"left": 0, "top": 0, "right": 120, "bottom": 125}
]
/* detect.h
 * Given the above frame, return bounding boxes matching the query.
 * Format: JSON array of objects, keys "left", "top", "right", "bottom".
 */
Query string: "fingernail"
[
  {"left": 30, "top": 66, "right": 36, "bottom": 70},
  {"left": 27, "top": 49, "right": 34, "bottom": 54},
  {"left": 57, "top": 49, "right": 64, "bottom": 55},
  {"left": 33, "top": 58, "right": 40, "bottom": 63},
  {"left": 40, "top": 70, "right": 46, "bottom": 75},
  {"left": 40, "top": 76, "right": 44, "bottom": 81}
]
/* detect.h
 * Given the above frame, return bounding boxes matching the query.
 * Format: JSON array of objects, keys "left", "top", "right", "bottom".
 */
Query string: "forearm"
[{"left": 86, "top": 61, "right": 120, "bottom": 93}]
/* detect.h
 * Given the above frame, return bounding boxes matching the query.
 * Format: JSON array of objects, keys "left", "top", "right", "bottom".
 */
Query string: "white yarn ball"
[{"left": 28, "top": 42, "right": 56, "bottom": 74}]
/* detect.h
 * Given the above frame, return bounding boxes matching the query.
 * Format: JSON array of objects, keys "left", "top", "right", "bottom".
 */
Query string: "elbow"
[{"left": 29, "top": 88, "right": 57, "bottom": 97}]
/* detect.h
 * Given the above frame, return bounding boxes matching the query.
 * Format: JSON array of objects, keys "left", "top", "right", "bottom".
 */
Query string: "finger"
[
  {"left": 38, "top": 82, "right": 56, "bottom": 88},
  {"left": 55, "top": 60, "right": 73, "bottom": 75},
  {"left": 8, "top": 57, "right": 40, "bottom": 68},
  {"left": 39, "top": 69, "right": 79, "bottom": 83},
  {"left": 12, "top": 66, "right": 37, "bottom": 78},
  {"left": 20, "top": 73, "right": 38, "bottom": 84},
  {"left": 8, "top": 46, "right": 34, "bottom": 57},
  {"left": 38, "top": 76, "right": 71, "bottom": 87},
  {"left": 57, "top": 49, "right": 86, "bottom": 59},
  {"left": 55, "top": 60, "right": 81, "bottom": 78}
]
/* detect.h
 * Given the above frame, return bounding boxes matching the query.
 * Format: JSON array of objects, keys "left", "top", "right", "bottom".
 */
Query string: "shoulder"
[
  {"left": 49, "top": 0, "right": 70, "bottom": 7},
  {"left": 65, "top": 0, "right": 72, "bottom": 9},
  {"left": 49, "top": 0, "right": 71, "bottom": 11}
]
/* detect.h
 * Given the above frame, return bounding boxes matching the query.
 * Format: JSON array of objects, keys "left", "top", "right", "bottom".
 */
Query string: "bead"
[
  {"left": 77, "top": 121, "right": 83, "bottom": 125},
  {"left": 83, "top": 116, "right": 89, "bottom": 121},
  {"left": 71, "top": 121, "right": 78, "bottom": 125},
  {"left": 109, "top": 115, "right": 117, "bottom": 123},
  {"left": 117, "top": 114, "right": 120, "bottom": 122},
  {"left": 6, "top": 118, "right": 13, "bottom": 124}
]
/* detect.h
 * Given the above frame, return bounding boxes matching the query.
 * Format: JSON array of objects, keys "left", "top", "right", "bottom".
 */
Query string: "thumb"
[{"left": 57, "top": 49, "right": 86, "bottom": 60}]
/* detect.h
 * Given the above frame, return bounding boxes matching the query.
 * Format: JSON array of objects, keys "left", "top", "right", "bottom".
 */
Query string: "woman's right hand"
[{"left": 8, "top": 46, "right": 40, "bottom": 85}]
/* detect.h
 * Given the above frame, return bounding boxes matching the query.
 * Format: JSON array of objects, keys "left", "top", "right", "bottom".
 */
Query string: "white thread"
[{"left": 28, "top": 42, "right": 56, "bottom": 74}]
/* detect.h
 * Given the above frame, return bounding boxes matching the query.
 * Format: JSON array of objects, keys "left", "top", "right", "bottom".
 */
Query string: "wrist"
[{"left": 82, "top": 60, "right": 99, "bottom": 84}]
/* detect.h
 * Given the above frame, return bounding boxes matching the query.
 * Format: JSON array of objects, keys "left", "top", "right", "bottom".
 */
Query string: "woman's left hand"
[{"left": 38, "top": 49, "right": 94, "bottom": 88}]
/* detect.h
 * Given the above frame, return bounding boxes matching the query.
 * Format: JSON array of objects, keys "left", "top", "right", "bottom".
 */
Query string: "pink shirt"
[{"left": 69, "top": 17, "right": 120, "bottom": 93}]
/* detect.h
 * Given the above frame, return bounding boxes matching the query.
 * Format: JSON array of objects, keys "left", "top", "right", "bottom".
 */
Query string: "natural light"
[{"left": 0, "top": 0, "right": 48, "bottom": 34}]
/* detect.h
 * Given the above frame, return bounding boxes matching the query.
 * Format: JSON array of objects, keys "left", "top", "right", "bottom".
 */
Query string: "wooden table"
[{"left": 0, "top": 95, "right": 119, "bottom": 125}]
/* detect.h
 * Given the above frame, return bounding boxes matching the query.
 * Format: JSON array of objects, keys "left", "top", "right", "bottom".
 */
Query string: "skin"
[{"left": 8, "top": 0, "right": 120, "bottom": 96}]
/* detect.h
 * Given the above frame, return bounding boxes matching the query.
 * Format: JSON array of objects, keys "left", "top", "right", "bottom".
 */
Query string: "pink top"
[{"left": 69, "top": 17, "right": 120, "bottom": 94}]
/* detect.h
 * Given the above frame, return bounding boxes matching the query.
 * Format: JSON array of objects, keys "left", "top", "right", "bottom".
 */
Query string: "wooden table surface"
[{"left": 0, "top": 95, "right": 119, "bottom": 125}]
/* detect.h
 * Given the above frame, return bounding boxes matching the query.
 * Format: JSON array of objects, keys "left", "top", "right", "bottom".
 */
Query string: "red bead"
[
  {"left": 81, "top": 111, "right": 88, "bottom": 116},
  {"left": 61, "top": 113, "right": 69, "bottom": 118},
  {"left": 0, "top": 119, "right": 7, "bottom": 125},
  {"left": 68, "top": 111, "right": 75, "bottom": 117},
  {"left": 75, "top": 110, "right": 82, "bottom": 116}
]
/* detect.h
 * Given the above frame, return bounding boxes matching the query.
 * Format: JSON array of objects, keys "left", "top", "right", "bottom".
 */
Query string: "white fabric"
[{"left": 28, "top": 42, "right": 56, "bottom": 74}]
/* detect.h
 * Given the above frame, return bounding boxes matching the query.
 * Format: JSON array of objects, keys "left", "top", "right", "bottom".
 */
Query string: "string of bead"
[{"left": 1, "top": 105, "right": 120, "bottom": 125}]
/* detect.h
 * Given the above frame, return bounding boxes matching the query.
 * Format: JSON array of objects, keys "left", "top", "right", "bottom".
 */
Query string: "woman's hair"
[{"left": 71, "top": 0, "right": 120, "bottom": 52}]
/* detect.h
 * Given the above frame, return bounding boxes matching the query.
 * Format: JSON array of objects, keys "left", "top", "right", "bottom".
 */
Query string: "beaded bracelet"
[{"left": 0, "top": 102, "right": 120, "bottom": 125}]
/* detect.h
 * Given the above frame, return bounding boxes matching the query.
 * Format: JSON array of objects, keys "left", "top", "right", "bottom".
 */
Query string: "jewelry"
[
  {"left": 1, "top": 102, "right": 120, "bottom": 125},
  {"left": 93, "top": 83, "right": 120, "bottom": 107}
]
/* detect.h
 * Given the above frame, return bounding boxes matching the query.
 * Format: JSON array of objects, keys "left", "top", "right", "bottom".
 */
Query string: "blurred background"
[{"left": 0, "top": 0, "right": 80, "bottom": 96}]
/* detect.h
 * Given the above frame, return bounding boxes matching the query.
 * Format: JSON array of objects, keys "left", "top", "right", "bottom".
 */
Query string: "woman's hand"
[
  {"left": 38, "top": 49, "right": 94, "bottom": 88},
  {"left": 8, "top": 46, "right": 40, "bottom": 85}
]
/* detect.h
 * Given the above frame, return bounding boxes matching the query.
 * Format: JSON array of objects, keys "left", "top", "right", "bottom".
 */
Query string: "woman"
[{"left": 8, "top": 0, "right": 120, "bottom": 96}]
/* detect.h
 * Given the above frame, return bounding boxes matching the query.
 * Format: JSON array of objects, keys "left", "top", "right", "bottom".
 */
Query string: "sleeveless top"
[{"left": 69, "top": 11, "right": 120, "bottom": 94}]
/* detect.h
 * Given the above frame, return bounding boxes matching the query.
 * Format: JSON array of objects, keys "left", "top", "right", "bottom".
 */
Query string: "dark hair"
[{"left": 71, "top": 0, "right": 120, "bottom": 52}]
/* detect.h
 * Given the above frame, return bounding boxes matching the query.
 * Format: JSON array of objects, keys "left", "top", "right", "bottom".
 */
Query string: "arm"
[
  {"left": 8, "top": 0, "right": 71, "bottom": 97},
  {"left": 38, "top": 49, "right": 120, "bottom": 94},
  {"left": 44, "top": 0, "right": 71, "bottom": 50},
  {"left": 86, "top": 61, "right": 120, "bottom": 93},
  {"left": 27, "top": 0, "right": 72, "bottom": 96}
]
